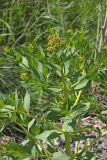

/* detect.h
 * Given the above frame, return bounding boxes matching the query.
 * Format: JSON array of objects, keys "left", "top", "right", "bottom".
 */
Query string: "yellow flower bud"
[{"left": 20, "top": 72, "right": 28, "bottom": 80}]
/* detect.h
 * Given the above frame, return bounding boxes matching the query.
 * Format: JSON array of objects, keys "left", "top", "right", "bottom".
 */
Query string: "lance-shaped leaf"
[
  {"left": 36, "top": 130, "right": 61, "bottom": 141},
  {"left": 52, "top": 152, "right": 70, "bottom": 160},
  {"left": 22, "top": 56, "right": 29, "bottom": 67},
  {"left": 28, "top": 118, "right": 35, "bottom": 132},
  {"left": 23, "top": 92, "right": 30, "bottom": 113},
  {"left": 15, "top": 89, "right": 18, "bottom": 107},
  {"left": 74, "top": 78, "right": 89, "bottom": 90}
]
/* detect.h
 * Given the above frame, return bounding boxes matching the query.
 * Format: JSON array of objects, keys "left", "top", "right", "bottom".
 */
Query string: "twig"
[
  {"left": 95, "top": 2, "right": 107, "bottom": 56},
  {"left": 94, "top": 3, "right": 101, "bottom": 61}
]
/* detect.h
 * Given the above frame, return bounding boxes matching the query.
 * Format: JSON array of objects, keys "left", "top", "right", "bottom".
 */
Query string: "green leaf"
[
  {"left": 46, "top": 108, "right": 62, "bottom": 121},
  {"left": 70, "top": 102, "right": 90, "bottom": 119},
  {"left": 30, "top": 125, "right": 40, "bottom": 136},
  {"left": 22, "top": 56, "right": 29, "bottom": 67},
  {"left": 81, "top": 151, "right": 95, "bottom": 160},
  {"left": 15, "top": 89, "right": 18, "bottom": 107},
  {"left": 0, "top": 123, "right": 4, "bottom": 132},
  {"left": 74, "top": 78, "right": 89, "bottom": 90},
  {"left": 28, "top": 118, "right": 35, "bottom": 132},
  {"left": 11, "top": 112, "right": 16, "bottom": 122},
  {"left": 64, "top": 60, "right": 70, "bottom": 75},
  {"left": 4, "top": 143, "right": 31, "bottom": 158},
  {"left": 62, "top": 119, "right": 76, "bottom": 132},
  {"left": 71, "top": 134, "right": 86, "bottom": 141},
  {"left": 32, "top": 68, "right": 40, "bottom": 80},
  {"left": 48, "top": 88, "right": 62, "bottom": 92},
  {"left": 98, "top": 115, "right": 107, "bottom": 124},
  {"left": 23, "top": 91, "right": 30, "bottom": 113},
  {"left": 0, "top": 105, "right": 15, "bottom": 112},
  {"left": 52, "top": 152, "right": 70, "bottom": 160},
  {"left": 37, "top": 61, "right": 43, "bottom": 73},
  {"left": 31, "top": 145, "right": 36, "bottom": 157},
  {"left": 36, "top": 130, "right": 61, "bottom": 141},
  {"left": 101, "top": 110, "right": 107, "bottom": 115}
]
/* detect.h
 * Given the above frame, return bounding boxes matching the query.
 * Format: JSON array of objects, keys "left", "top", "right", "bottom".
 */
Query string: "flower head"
[
  {"left": 47, "top": 35, "right": 65, "bottom": 51},
  {"left": 3, "top": 46, "right": 10, "bottom": 54},
  {"left": 20, "top": 72, "right": 28, "bottom": 81},
  {"left": 28, "top": 43, "right": 34, "bottom": 49}
]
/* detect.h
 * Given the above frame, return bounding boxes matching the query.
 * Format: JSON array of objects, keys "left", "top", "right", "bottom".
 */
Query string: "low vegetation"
[{"left": 0, "top": 0, "right": 107, "bottom": 160}]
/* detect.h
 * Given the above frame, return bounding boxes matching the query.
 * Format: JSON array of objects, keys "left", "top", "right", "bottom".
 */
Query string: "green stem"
[
  {"left": 74, "top": 141, "right": 79, "bottom": 154},
  {"left": 38, "top": 141, "right": 51, "bottom": 159},
  {"left": 73, "top": 90, "right": 82, "bottom": 107},
  {"left": 64, "top": 132, "right": 71, "bottom": 157},
  {"left": 61, "top": 66, "right": 68, "bottom": 101}
]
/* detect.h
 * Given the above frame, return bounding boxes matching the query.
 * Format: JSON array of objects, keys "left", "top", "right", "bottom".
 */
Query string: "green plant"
[{"left": 1, "top": 1, "right": 107, "bottom": 160}]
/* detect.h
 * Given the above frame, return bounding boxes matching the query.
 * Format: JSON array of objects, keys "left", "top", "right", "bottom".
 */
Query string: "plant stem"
[
  {"left": 73, "top": 90, "right": 82, "bottom": 107},
  {"left": 64, "top": 132, "right": 71, "bottom": 157},
  {"left": 38, "top": 141, "right": 51, "bottom": 159},
  {"left": 61, "top": 65, "right": 68, "bottom": 101},
  {"left": 74, "top": 141, "right": 79, "bottom": 154}
]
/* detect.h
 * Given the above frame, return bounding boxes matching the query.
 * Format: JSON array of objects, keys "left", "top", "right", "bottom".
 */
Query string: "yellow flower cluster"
[
  {"left": 67, "top": 29, "right": 73, "bottom": 33},
  {"left": 28, "top": 43, "right": 34, "bottom": 49},
  {"left": 3, "top": 46, "right": 10, "bottom": 54},
  {"left": 58, "top": 101, "right": 64, "bottom": 108},
  {"left": 47, "top": 35, "right": 65, "bottom": 51},
  {"left": 20, "top": 72, "right": 28, "bottom": 81},
  {"left": 103, "top": 45, "right": 107, "bottom": 50}
]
